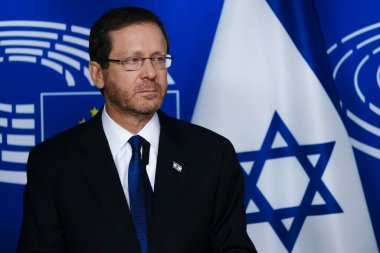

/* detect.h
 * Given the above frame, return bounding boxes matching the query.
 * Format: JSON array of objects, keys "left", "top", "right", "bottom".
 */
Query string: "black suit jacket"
[{"left": 17, "top": 110, "right": 257, "bottom": 253}]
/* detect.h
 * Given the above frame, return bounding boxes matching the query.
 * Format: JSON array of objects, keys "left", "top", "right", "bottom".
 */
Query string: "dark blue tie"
[{"left": 128, "top": 135, "right": 149, "bottom": 253}]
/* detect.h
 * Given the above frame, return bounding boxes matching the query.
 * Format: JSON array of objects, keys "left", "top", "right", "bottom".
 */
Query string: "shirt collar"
[{"left": 102, "top": 106, "right": 160, "bottom": 157}]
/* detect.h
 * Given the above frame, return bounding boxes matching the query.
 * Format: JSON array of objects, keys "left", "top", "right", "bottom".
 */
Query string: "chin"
[{"left": 131, "top": 102, "right": 162, "bottom": 115}]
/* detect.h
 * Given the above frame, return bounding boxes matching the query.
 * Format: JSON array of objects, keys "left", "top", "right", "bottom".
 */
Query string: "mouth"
[
  {"left": 138, "top": 89, "right": 159, "bottom": 94},
  {"left": 137, "top": 89, "right": 162, "bottom": 100},
  {"left": 136, "top": 83, "right": 163, "bottom": 96}
]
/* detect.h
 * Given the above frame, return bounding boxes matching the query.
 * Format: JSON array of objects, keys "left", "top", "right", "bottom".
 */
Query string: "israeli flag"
[{"left": 192, "top": 0, "right": 379, "bottom": 252}]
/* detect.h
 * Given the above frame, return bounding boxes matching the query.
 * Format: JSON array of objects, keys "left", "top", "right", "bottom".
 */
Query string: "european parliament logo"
[
  {"left": 328, "top": 22, "right": 380, "bottom": 159},
  {"left": 0, "top": 20, "right": 180, "bottom": 185}
]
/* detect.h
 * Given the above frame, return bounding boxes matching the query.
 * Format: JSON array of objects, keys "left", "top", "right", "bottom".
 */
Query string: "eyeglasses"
[{"left": 105, "top": 54, "right": 173, "bottom": 71}]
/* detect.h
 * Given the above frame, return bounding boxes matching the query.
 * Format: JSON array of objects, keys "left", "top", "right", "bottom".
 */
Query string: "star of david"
[{"left": 238, "top": 111, "right": 342, "bottom": 252}]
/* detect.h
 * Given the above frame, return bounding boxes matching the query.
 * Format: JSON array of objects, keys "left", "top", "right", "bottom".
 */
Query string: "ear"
[{"left": 89, "top": 61, "right": 105, "bottom": 89}]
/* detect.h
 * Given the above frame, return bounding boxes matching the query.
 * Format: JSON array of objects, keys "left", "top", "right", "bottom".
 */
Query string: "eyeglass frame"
[{"left": 103, "top": 54, "right": 173, "bottom": 71}]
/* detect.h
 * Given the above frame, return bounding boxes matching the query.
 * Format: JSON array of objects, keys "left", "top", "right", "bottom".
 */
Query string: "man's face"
[{"left": 102, "top": 22, "right": 168, "bottom": 116}]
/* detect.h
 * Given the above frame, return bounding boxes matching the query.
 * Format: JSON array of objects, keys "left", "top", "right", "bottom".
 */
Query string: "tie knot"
[{"left": 128, "top": 135, "right": 144, "bottom": 153}]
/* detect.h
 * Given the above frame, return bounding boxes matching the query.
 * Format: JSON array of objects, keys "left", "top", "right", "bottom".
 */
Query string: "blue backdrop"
[{"left": 1, "top": 0, "right": 379, "bottom": 252}]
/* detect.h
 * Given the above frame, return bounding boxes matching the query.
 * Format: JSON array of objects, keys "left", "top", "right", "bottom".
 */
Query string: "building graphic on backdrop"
[
  {"left": 328, "top": 22, "right": 380, "bottom": 159},
  {"left": 0, "top": 20, "right": 179, "bottom": 185}
]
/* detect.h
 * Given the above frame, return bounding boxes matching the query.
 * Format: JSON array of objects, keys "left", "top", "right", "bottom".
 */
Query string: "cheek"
[
  {"left": 159, "top": 72, "right": 168, "bottom": 89},
  {"left": 109, "top": 73, "right": 137, "bottom": 90},
  {"left": 160, "top": 81, "right": 168, "bottom": 96},
  {"left": 162, "top": 83, "right": 168, "bottom": 94}
]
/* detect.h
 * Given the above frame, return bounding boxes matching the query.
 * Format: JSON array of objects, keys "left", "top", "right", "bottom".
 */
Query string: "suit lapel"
[
  {"left": 149, "top": 111, "right": 189, "bottom": 253},
  {"left": 76, "top": 112, "right": 140, "bottom": 252}
]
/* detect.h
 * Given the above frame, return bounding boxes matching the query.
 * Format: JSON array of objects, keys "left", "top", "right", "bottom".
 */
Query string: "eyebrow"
[{"left": 117, "top": 50, "right": 167, "bottom": 58}]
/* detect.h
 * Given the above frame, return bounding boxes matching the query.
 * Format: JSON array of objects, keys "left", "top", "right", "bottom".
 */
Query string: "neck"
[{"left": 105, "top": 105, "right": 155, "bottom": 135}]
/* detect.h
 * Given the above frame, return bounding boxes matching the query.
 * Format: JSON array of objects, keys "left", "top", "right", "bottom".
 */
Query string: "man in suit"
[{"left": 17, "top": 6, "right": 257, "bottom": 253}]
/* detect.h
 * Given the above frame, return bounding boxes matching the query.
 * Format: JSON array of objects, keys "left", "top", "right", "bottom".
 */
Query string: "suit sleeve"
[
  {"left": 17, "top": 147, "right": 67, "bottom": 253},
  {"left": 210, "top": 139, "right": 258, "bottom": 253}
]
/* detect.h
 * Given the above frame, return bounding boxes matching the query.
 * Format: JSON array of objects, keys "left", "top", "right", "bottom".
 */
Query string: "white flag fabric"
[{"left": 192, "top": 0, "right": 378, "bottom": 252}]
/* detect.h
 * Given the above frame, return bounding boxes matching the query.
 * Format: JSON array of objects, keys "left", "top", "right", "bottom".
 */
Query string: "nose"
[{"left": 140, "top": 58, "right": 157, "bottom": 80}]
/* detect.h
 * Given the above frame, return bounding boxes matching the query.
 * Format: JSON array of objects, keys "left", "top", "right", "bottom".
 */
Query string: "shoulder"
[
  {"left": 26, "top": 117, "right": 100, "bottom": 177},
  {"left": 30, "top": 111, "right": 103, "bottom": 160},
  {"left": 32, "top": 121, "right": 86, "bottom": 154}
]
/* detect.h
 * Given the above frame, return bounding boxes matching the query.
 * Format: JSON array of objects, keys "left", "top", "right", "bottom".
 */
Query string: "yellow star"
[
  {"left": 90, "top": 107, "right": 99, "bottom": 117},
  {"left": 79, "top": 118, "right": 86, "bottom": 124}
]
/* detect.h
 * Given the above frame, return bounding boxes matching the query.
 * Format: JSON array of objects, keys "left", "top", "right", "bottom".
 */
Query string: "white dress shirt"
[{"left": 101, "top": 107, "right": 160, "bottom": 206}]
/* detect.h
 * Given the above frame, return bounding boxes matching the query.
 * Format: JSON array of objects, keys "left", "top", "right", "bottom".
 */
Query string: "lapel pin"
[{"left": 172, "top": 161, "right": 182, "bottom": 172}]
